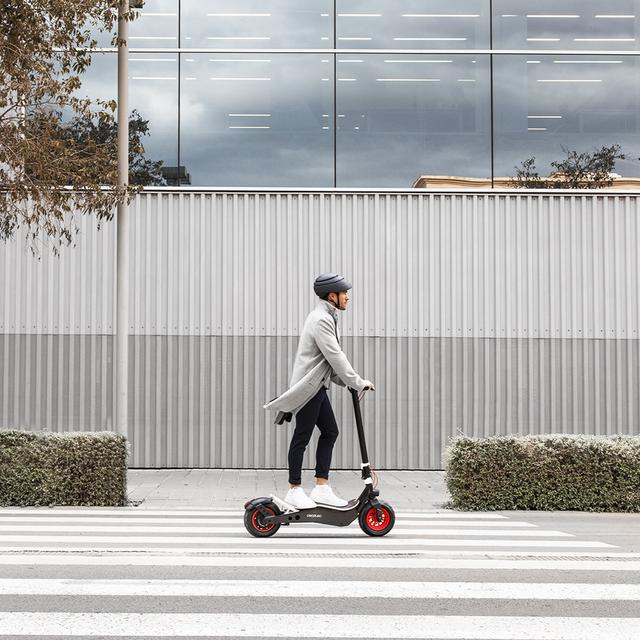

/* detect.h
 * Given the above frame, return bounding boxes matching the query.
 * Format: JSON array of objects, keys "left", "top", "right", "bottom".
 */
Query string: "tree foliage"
[
  {"left": 0, "top": 1, "right": 137, "bottom": 250},
  {"left": 510, "top": 144, "right": 630, "bottom": 189}
]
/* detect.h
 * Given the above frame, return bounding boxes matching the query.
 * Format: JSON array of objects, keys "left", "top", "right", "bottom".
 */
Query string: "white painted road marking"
[
  {"left": 0, "top": 526, "right": 567, "bottom": 536},
  {"left": 0, "top": 554, "right": 637, "bottom": 571},
  {"left": 0, "top": 535, "right": 611, "bottom": 547},
  {"left": 0, "top": 613, "right": 638, "bottom": 639},
  {"left": 1, "top": 578, "right": 639, "bottom": 600}
]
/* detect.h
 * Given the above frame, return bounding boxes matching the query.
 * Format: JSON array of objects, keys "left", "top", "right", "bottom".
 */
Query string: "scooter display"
[{"left": 244, "top": 388, "right": 395, "bottom": 537}]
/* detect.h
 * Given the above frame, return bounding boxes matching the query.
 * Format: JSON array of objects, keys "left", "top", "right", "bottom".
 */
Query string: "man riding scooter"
[{"left": 264, "top": 273, "right": 375, "bottom": 510}]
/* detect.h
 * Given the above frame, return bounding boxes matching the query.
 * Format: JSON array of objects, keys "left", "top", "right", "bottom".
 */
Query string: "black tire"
[
  {"left": 244, "top": 504, "right": 281, "bottom": 538},
  {"left": 358, "top": 501, "right": 395, "bottom": 537}
]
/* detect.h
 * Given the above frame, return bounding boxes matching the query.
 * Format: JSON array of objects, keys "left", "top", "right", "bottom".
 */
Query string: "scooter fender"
[{"left": 243, "top": 496, "right": 278, "bottom": 512}]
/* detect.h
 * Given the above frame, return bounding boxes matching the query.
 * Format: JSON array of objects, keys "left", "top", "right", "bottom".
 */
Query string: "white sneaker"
[
  {"left": 284, "top": 487, "right": 316, "bottom": 510},
  {"left": 310, "top": 484, "right": 348, "bottom": 507}
]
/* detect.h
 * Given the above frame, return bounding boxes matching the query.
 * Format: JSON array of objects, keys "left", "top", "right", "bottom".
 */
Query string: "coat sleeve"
[{"left": 314, "top": 316, "right": 367, "bottom": 391}]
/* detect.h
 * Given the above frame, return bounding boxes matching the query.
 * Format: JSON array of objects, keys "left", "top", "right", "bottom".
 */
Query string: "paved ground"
[{"left": 127, "top": 469, "right": 449, "bottom": 511}]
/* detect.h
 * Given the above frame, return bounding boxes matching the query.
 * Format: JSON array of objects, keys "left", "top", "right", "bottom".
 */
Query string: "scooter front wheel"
[
  {"left": 359, "top": 501, "right": 395, "bottom": 537},
  {"left": 244, "top": 504, "right": 281, "bottom": 538}
]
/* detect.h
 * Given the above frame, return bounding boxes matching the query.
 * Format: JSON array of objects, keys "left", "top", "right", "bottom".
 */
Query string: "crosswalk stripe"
[
  {"left": 0, "top": 613, "right": 638, "bottom": 639},
  {"left": 0, "top": 554, "right": 637, "bottom": 570},
  {"left": 1, "top": 578, "right": 639, "bottom": 600},
  {"left": 0, "top": 516, "right": 537, "bottom": 527},
  {"left": 0, "top": 526, "right": 567, "bottom": 536},
  {"left": 0, "top": 535, "right": 611, "bottom": 547},
  {"left": 0, "top": 509, "right": 508, "bottom": 519}
]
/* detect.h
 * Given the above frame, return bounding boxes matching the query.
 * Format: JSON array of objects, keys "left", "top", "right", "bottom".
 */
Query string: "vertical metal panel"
[{"left": 1, "top": 191, "right": 639, "bottom": 468}]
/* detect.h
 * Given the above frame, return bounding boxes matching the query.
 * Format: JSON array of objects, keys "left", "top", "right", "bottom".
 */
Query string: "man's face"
[{"left": 330, "top": 290, "right": 349, "bottom": 311}]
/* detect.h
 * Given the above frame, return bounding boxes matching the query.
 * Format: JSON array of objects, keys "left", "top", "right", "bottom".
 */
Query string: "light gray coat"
[{"left": 264, "top": 300, "right": 367, "bottom": 418}]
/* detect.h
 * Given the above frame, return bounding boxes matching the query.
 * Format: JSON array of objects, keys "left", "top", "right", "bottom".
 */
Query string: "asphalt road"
[{"left": 0, "top": 506, "right": 639, "bottom": 639}]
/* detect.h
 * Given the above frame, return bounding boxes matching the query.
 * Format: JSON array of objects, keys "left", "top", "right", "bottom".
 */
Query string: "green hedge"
[
  {"left": 0, "top": 430, "right": 128, "bottom": 507},
  {"left": 445, "top": 435, "right": 640, "bottom": 512}
]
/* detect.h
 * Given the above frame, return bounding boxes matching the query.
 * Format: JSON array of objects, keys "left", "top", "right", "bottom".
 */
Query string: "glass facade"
[{"left": 83, "top": 1, "right": 640, "bottom": 187}]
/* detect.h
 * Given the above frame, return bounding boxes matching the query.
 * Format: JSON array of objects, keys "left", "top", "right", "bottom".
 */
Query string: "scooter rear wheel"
[
  {"left": 358, "top": 501, "right": 395, "bottom": 537},
  {"left": 244, "top": 504, "right": 281, "bottom": 537}
]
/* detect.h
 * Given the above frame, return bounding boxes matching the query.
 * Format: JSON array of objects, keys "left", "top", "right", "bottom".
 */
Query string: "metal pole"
[{"left": 116, "top": 0, "right": 129, "bottom": 437}]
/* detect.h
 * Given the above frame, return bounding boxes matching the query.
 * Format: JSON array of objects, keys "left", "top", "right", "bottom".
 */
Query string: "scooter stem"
[{"left": 350, "top": 388, "right": 371, "bottom": 480}]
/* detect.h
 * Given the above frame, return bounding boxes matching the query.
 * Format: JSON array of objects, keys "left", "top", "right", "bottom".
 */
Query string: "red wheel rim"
[
  {"left": 365, "top": 506, "right": 391, "bottom": 532},
  {"left": 251, "top": 507, "right": 276, "bottom": 532}
]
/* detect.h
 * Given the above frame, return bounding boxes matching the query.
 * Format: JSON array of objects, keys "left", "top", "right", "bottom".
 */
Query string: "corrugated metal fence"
[{"left": 1, "top": 190, "right": 639, "bottom": 468}]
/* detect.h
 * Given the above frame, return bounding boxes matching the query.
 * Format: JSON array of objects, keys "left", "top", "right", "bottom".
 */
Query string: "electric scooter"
[{"left": 243, "top": 388, "right": 395, "bottom": 537}]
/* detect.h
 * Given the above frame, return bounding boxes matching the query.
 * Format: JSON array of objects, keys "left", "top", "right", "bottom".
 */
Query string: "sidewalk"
[{"left": 127, "top": 469, "right": 449, "bottom": 511}]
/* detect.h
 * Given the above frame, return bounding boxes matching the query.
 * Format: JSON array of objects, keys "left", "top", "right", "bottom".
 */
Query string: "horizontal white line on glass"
[
  {"left": 130, "top": 76, "right": 176, "bottom": 80},
  {"left": 129, "top": 36, "right": 177, "bottom": 40},
  {"left": 457, "top": 78, "right": 475, "bottom": 81},
  {"left": 528, "top": 127, "right": 548, "bottom": 131},
  {"left": 207, "top": 13, "right": 271, "bottom": 17},
  {"left": 553, "top": 60, "right": 622, "bottom": 63},
  {"left": 394, "top": 37, "right": 467, "bottom": 41},
  {"left": 354, "top": 126, "right": 360, "bottom": 129},
  {"left": 537, "top": 78, "right": 602, "bottom": 82},
  {"left": 376, "top": 78, "right": 440, "bottom": 81},
  {"left": 338, "top": 14, "right": 382, "bottom": 17},
  {"left": 338, "top": 78, "right": 357, "bottom": 81},
  {"left": 574, "top": 38, "right": 636, "bottom": 41},
  {"left": 209, "top": 77, "right": 271, "bottom": 81},
  {"left": 528, "top": 115, "right": 562, "bottom": 118},
  {"left": 383, "top": 59, "right": 453, "bottom": 63},
  {"left": 338, "top": 114, "right": 346, "bottom": 117},
  {"left": 526, "top": 14, "right": 580, "bottom": 18},
  {"left": 129, "top": 58, "right": 177, "bottom": 62},
  {"left": 207, "top": 37, "right": 271, "bottom": 40},
  {"left": 338, "top": 59, "right": 364, "bottom": 63},
  {"left": 322, "top": 114, "right": 329, "bottom": 117},
  {"left": 184, "top": 77, "right": 196, "bottom": 80},
  {"left": 526, "top": 60, "right": 541, "bottom": 63},
  {"left": 321, "top": 37, "right": 330, "bottom": 40},
  {"left": 322, "top": 59, "right": 330, "bottom": 62},
  {"left": 338, "top": 37, "right": 372, "bottom": 40},
  {"left": 185, "top": 58, "right": 194, "bottom": 62},
  {"left": 501, "top": 14, "right": 518, "bottom": 18},
  {"left": 228, "top": 126, "right": 270, "bottom": 129},
  {"left": 322, "top": 126, "right": 329, "bottom": 129},
  {"left": 594, "top": 15, "right": 635, "bottom": 19},
  {"left": 401, "top": 14, "right": 480, "bottom": 18},
  {"left": 209, "top": 59, "right": 271, "bottom": 63},
  {"left": 320, "top": 14, "right": 329, "bottom": 17},
  {"left": 138, "top": 12, "right": 177, "bottom": 17},
  {"left": 228, "top": 114, "right": 271, "bottom": 117},
  {"left": 527, "top": 38, "right": 561, "bottom": 41},
  {"left": 321, "top": 78, "right": 330, "bottom": 81}
]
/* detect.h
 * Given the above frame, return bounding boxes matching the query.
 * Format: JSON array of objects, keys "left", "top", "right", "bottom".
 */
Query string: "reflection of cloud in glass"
[
  {"left": 493, "top": 0, "right": 640, "bottom": 49},
  {"left": 494, "top": 55, "right": 640, "bottom": 177},
  {"left": 180, "top": 54, "right": 333, "bottom": 186},
  {"left": 336, "top": 0, "right": 489, "bottom": 49},
  {"left": 336, "top": 55, "right": 492, "bottom": 186},
  {"left": 181, "top": 0, "right": 332, "bottom": 48}
]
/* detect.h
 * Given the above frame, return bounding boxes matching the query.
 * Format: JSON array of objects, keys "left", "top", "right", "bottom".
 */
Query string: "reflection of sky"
[
  {"left": 494, "top": 55, "right": 640, "bottom": 177},
  {"left": 181, "top": 0, "right": 332, "bottom": 48},
  {"left": 494, "top": 0, "right": 640, "bottom": 50},
  {"left": 336, "top": 0, "right": 489, "bottom": 49},
  {"left": 180, "top": 55, "right": 333, "bottom": 186}
]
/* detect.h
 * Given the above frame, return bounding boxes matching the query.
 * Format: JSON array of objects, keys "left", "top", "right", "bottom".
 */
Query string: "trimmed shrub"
[
  {"left": 445, "top": 435, "right": 640, "bottom": 512},
  {"left": 0, "top": 430, "right": 128, "bottom": 507}
]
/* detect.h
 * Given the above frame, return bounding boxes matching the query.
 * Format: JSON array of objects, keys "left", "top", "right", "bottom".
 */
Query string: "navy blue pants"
[{"left": 288, "top": 387, "right": 339, "bottom": 486}]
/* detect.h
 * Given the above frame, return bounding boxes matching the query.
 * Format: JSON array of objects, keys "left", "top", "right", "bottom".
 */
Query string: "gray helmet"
[{"left": 313, "top": 273, "right": 352, "bottom": 298}]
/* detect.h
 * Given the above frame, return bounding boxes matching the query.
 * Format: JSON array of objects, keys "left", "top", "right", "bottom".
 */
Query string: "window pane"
[
  {"left": 336, "top": 1, "right": 489, "bottom": 49},
  {"left": 129, "top": 0, "right": 178, "bottom": 49},
  {"left": 493, "top": 1, "right": 640, "bottom": 50},
  {"left": 129, "top": 55, "right": 178, "bottom": 185},
  {"left": 493, "top": 55, "right": 640, "bottom": 180},
  {"left": 181, "top": 1, "right": 333, "bottom": 48},
  {"left": 336, "top": 55, "right": 491, "bottom": 187},
  {"left": 180, "top": 54, "right": 334, "bottom": 187}
]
